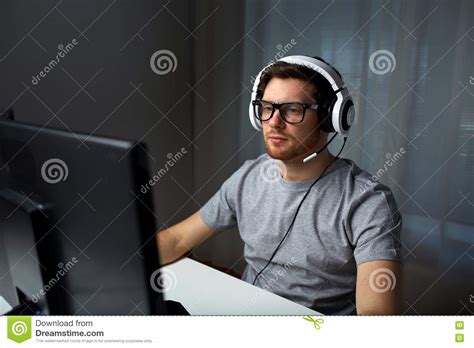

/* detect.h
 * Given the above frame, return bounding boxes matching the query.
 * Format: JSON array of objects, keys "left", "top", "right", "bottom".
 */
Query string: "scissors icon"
[{"left": 303, "top": 315, "right": 324, "bottom": 330}]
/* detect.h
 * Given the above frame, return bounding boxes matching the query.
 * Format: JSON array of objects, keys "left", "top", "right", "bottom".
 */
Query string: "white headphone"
[{"left": 248, "top": 55, "right": 355, "bottom": 136}]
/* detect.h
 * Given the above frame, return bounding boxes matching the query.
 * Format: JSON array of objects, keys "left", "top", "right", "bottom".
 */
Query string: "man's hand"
[
  {"left": 156, "top": 211, "right": 217, "bottom": 266},
  {"left": 356, "top": 260, "right": 402, "bottom": 315}
]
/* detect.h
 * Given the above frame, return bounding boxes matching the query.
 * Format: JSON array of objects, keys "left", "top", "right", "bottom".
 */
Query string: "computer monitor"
[
  {"left": 0, "top": 115, "right": 165, "bottom": 315},
  {"left": 0, "top": 190, "right": 44, "bottom": 315},
  {"left": 0, "top": 225, "right": 18, "bottom": 314}
]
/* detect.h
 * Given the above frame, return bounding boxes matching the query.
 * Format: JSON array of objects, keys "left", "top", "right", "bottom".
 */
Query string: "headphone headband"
[{"left": 279, "top": 56, "right": 344, "bottom": 91}]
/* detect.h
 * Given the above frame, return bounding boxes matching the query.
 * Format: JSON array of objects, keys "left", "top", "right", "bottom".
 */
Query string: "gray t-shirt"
[{"left": 199, "top": 153, "right": 402, "bottom": 315}]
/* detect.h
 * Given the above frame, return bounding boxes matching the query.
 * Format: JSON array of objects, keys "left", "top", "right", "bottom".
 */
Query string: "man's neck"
[{"left": 279, "top": 149, "right": 336, "bottom": 182}]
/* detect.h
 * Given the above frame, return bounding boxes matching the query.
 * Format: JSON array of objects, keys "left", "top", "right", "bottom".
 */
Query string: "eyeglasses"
[{"left": 252, "top": 100, "right": 319, "bottom": 124}]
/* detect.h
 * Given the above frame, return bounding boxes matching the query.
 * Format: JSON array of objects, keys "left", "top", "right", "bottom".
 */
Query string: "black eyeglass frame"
[{"left": 251, "top": 100, "right": 319, "bottom": 124}]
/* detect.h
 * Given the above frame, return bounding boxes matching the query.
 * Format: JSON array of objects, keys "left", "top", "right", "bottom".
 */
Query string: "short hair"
[{"left": 257, "top": 56, "right": 341, "bottom": 108}]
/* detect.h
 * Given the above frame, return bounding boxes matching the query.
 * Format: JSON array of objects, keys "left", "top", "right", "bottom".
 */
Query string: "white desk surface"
[{"left": 162, "top": 257, "right": 321, "bottom": 315}]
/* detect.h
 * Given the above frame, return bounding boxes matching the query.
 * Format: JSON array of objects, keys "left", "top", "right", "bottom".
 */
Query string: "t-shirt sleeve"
[
  {"left": 349, "top": 182, "right": 403, "bottom": 265},
  {"left": 199, "top": 160, "right": 250, "bottom": 232}
]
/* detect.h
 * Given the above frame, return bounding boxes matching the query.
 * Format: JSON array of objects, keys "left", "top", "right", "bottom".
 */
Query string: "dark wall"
[{"left": 0, "top": 0, "right": 196, "bottom": 227}]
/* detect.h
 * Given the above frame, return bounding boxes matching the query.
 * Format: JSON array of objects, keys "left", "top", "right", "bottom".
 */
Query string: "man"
[{"left": 157, "top": 56, "right": 402, "bottom": 315}]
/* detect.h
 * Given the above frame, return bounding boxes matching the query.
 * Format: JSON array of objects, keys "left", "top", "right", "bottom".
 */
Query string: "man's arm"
[
  {"left": 355, "top": 260, "right": 402, "bottom": 315},
  {"left": 156, "top": 211, "right": 217, "bottom": 266}
]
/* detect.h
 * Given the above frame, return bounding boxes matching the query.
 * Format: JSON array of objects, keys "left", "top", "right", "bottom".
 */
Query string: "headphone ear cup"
[
  {"left": 341, "top": 99, "right": 354, "bottom": 132},
  {"left": 318, "top": 95, "right": 336, "bottom": 133}
]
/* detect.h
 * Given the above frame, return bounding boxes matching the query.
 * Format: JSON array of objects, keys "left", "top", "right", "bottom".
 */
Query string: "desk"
[{"left": 162, "top": 258, "right": 321, "bottom": 315}]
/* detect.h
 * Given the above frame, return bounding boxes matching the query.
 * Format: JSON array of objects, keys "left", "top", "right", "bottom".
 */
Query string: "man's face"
[{"left": 261, "top": 77, "right": 324, "bottom": 162}]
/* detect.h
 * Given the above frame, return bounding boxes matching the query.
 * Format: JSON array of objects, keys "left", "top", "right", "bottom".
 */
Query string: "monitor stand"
[{"left": 0, "top": 188, "right": 54, "bottom": 314}]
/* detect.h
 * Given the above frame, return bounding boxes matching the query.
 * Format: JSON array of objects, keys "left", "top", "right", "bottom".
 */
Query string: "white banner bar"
[{"left": 0, "top": 316, "right": 470, "bottom": 347}]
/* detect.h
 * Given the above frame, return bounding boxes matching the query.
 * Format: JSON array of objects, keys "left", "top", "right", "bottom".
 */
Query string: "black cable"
[{"left": 252, "top": 135, "right": 348, "bottom": 285}]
